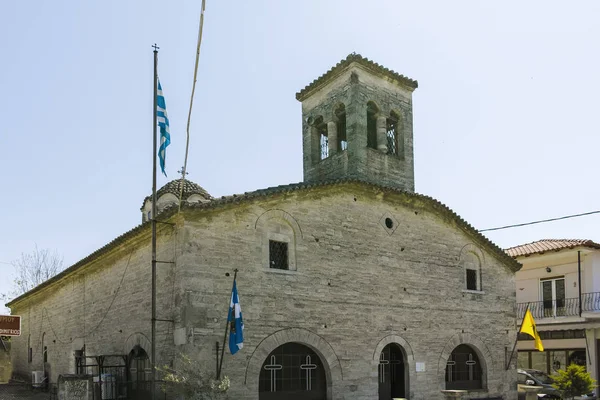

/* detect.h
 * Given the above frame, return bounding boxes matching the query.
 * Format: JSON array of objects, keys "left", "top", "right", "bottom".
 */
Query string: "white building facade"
[{"left": 509, "top": 239, "right": 600, "bottom": 392}]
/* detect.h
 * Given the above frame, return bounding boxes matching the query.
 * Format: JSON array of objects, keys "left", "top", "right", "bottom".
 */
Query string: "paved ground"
[{"left": 0, "top": 383, "right": 53, "bottom": 399}]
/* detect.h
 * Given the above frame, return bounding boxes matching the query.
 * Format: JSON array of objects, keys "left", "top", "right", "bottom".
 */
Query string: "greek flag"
[
  {"left": 157, "top": 79, "right": 171, "bottom": 176},
  {"left": 228, "top": 279, "right": 244, "bottom": 354}
]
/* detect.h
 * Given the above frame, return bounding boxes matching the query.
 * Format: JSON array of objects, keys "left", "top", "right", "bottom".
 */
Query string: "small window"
[
  {"left": 466, "top": 269, "right": 478, "bottom": 291},
  {"left": 43, "top": 346, "right": 48, "bottom": 363},
  {"left": 386, "top": 117, "right": 398, "bottom": 155},
  {"left": 269, "top": 241, "right": 289, "bottom": 270},
  {"left": 147, "top": 211, "right": 151, "bottom": 220},
  {"left": 319, "top": 128, "right": 329, "bottom": 160},
  {"left": 460, "top": 247, "right": 483, "bottom": 292}
]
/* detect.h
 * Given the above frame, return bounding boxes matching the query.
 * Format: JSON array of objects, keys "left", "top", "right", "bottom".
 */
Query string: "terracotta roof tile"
[
  {"left": 505, "top": 239, "right": 600, "bottom": 258},
  {"left": 296, "top": 53, "right": 418, "bottom": 101},
  {"left": 140, "top": 179, "right": 211, "bottom": 210}
]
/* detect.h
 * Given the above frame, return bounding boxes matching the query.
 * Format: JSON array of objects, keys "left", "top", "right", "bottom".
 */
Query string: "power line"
[{"left": 479, "top": 210, "right": 600, "bottom": 233}]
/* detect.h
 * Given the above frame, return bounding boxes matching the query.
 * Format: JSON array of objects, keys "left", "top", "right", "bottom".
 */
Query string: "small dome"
[{"left": 140, "top": 179, "right": 212, "bottom": 211}]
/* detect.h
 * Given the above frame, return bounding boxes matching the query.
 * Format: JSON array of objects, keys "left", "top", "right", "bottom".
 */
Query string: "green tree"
[
  {"left": 551, "top": 364, "right": 596, "bottom": 400},
  {"left": 157, "top": 353, "right": 229, "bottom": 400}
]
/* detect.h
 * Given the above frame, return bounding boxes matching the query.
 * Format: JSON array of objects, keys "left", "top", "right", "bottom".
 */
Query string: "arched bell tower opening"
[{"left": 296, "top": 54, "right": 418, "bottom": 192}]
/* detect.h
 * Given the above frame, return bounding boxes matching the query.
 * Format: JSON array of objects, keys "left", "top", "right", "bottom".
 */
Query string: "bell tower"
[{"left": 296, "top": 54, "right": 418, "bottom": 192}]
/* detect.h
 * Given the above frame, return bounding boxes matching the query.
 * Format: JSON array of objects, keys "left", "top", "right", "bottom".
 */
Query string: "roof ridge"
[
  {"left": 296, "top": 53, "right": 418, "bottom": 101},
  {"left": 8, "top": 178, "right": 521, "bottom": 307},
  {"left": 505, "top": 238, "right": 600, "bottom": 258}
]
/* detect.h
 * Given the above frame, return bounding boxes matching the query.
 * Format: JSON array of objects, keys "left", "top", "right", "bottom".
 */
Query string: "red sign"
[{"left": 0, "top": 315, "right": 21, "bottom": 336}]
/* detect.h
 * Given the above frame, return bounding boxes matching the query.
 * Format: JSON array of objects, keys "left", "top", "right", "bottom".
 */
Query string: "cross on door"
[
  {"left": 300, "top": 355, "right": 318, "bottom": 390},
  {"left": 379, "top": 353, "right": 390, "bottom": 383},
  {"left": 389, "top": 355, "right": 402, "bottom": 383},
  {"left": 466, "top": 353, "right": 477, "bottom": 381},
  {"left": 263, "top": 355, "right": 282, "bottom": 392},
  {"left": 446, "top": 360, "right": 456, "bottom": 382}
]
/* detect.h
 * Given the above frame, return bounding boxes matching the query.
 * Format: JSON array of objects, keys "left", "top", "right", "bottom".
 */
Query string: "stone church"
[{"left": 8, "top": 54, "right": 520, "bottom": 400}]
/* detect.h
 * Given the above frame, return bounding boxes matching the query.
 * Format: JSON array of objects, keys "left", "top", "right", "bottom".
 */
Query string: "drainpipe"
[{"left": 578, "top": 250, "right": 582, "bottom": 317}]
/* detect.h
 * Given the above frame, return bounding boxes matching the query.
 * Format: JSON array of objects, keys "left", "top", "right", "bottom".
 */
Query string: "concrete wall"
[{"left": 174, "top": 183, "right": 517, "bottom": 400}]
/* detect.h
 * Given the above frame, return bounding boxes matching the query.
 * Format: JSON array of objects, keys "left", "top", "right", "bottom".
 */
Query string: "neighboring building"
[
  {"left": 7, "top": 54, "right": 520, "bottom": 400},
  {"left": 507, "top": 239, "right": 600, "bottom": 391}
]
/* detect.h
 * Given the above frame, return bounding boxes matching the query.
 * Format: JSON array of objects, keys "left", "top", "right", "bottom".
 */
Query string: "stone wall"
[
  {"left": 8, "top": 181, "right": 518, "bottom": 400},
  {"left": 0, "top": 344, "right": 11, "bottom": 383},
  {"left": 9, "top": 224, "right": 179, "bottom": 384},
  {"left": 301, "top": 64, "right": 416, "bottom": 192},
  {"left": 174, "top": 182, "right": 518, "bottom": 400}
]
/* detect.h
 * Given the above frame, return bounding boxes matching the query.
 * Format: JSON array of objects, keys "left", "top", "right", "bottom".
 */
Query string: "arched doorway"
[
  {"left": 259, "top": 342, "right": 327, "bottom": 400},
  {"left": 445, "top": 344, "right": 483, "bottom": 390},
  {"left": 378, "top": 343, "right": 407, "bottom": 400},
  {"left": 127, "top": 345, "right": 151, "bottom": 399}
]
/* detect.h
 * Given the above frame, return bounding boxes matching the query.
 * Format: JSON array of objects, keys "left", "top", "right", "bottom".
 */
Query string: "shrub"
[
  {"left": 157, "top": 353, "right": 230, "bottom": 400},
  {"left": 551, "top": 364, "right": 596, "bottom": 400}
]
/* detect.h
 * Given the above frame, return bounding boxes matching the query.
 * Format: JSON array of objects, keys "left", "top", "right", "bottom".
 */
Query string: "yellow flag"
[{"left": 520, "top": 309, "right": 544, "bottom": 351}]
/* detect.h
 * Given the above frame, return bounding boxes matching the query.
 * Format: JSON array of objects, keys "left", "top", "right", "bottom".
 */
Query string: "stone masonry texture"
[
  {"left": 9, "top": 55, "right": 518, "bottom": 400},
  {"left": 9, "top": 182, "right": 518, "bottom": 400}
]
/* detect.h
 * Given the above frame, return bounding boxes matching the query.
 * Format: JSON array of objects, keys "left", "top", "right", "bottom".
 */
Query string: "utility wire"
[
  {"left": 479, "top": 210, "right": 600, "bottom": 233},
  {"left": 178, "top": 0, "right": 207, "bottom": 210}
]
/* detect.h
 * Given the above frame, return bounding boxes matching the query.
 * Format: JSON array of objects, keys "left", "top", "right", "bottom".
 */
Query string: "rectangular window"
[
  {"left": 466, "top": 269, "right": 478, "bottom": 290},
  {"left": 320, "top": 133, "right": 329, "bottom": 160},
  {"left": 28, "top": 347, "right": 32, "bottom": 363},
  {"left": 318, "top": 123, "right": 329, "bottom": 160},
  {"left": 386, "top": 118, "right": 397, "bottom": 155},
  {"left": 269, "top": 241, "right": 289, "bottom": 270},
  {"left": 540, "top": 277, "right": 565, "bottom": 317}
]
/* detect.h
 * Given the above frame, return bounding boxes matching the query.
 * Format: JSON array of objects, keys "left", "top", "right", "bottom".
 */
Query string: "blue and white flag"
[
  {"left": 156, "top": 79, "right": 171, "bottom": 176},
  {"left": 228, "top": 279, "right": 244, "bottom": 355}
]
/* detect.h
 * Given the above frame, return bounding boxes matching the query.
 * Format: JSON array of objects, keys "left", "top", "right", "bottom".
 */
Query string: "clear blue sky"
[{"left": 2, "top": 1, "right": 600, "bottom": 311}]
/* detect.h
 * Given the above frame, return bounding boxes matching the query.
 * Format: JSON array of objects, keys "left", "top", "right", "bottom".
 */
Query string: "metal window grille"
[
  {"left": 466, "top": 269, "right": 478, "bottom": 290},
  {"left": 445, "top": 345, "right": 482, "bottom": 390},
  {"left": 259, "top": 343, "right": 326, "bottom": 399},
  {"left": 386, "top": 118, "right": 397, "bottom": 155},
  {"left": 320, "top": 132, "right": 329, "bottom": 160},
  {"left": 269, "top": 241, "right": 288, "bottom": 270}
]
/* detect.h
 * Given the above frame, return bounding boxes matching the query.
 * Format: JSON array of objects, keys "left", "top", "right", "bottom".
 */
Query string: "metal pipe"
[
  {"left": 151, "top": 45, "right": 159, "bottom": 400},
  {"left": 578, "top": 250, "right": 582, "bottom": 316}
]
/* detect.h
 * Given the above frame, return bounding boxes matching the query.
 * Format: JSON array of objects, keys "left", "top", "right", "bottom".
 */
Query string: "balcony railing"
[{"left": 517, "top": 292, "right": 600, "bottom": 320}]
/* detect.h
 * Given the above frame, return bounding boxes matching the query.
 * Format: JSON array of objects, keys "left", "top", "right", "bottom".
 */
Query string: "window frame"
[
  {"left": 460, "top": 247, "right": 484, "bottom": 294},
  {"left": 466, "top": 269, "right": 478, "bottom": 291},
  {"left": 269, "top": 240, "right": 289, "bottom": 270},
  {"left": 263, "top": 232, "right": 296, "bottom": 273},
  {"left": 445, "top": 344, "right": 483, "bottom": 390}
]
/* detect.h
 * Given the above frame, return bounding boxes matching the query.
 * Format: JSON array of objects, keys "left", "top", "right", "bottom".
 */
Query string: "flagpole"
[
  {"left": 151, "top": 43, "right": 159, "bottom": 400},
  {"left": 506, "top": 304, "right": 529, "bottom": 370},
  {"left": 217, "top": 269, "right": 238, "bottom": 380}
]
